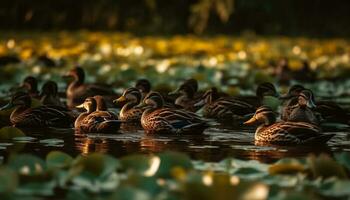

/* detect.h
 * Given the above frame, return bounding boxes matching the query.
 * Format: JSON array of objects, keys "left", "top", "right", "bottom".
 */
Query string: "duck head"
[
  {"left": 298, "top": 89, "right": 316, "bottom": 109},
  {"left": 21, "top": 76, "right": 38, "bottom": 94},
  {"left": 40, "top": 81, "right": 58, "bottom": 97},
  {"left": 135, "top": 79, "right": 151, "bottom": 94},
  {"left": 279, "top": 85, "right": 305, "bottom": 100},
  {"left": 194, "top": 87, "right": 220, "bottom": 107},
  {"left": 114, "top": 87, "right": 142, "bottom": 105},
  {"left": 94, "top": 95, "right": 108, "bottom": 111},
  {"left": 76, "top": 97, "right": 96, "bottom": 113},
  {"left": 65, "top": 66, "right": 85, "bottom": 83},
  {"left": 136, "top": 91, "right": 164, "bottom": 109},
  {"left": 244, "top": 106, "right": 277, "bottom": 126},
  {"left": 256, "top": 82, "right": 279, "bottom": 99}
]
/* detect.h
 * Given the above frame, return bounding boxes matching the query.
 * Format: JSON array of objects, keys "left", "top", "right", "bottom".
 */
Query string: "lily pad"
[
  {"left": 0, "top": 166, "right": 18, "bottom": 194},
  {"left": 46, "top": 151, "right": 73, "bottom": 169},
  {"left": 307, "top": 154, "right": 348, "bottom": 179},
  {"left": 0, "top": 126, "right": 25, "bottom": 140}
]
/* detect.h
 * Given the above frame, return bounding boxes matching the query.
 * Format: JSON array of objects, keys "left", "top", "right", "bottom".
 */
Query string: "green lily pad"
[
  {"left": 307, "top": 154, "right": 348, "bottom": 179},
  {"left": 156, "top": 151, "right": 193, "bottom": 178},
  {"left": 0, "top": 126, "right": 25, "bottom": 140},
  {"left": 46, "top": 151, "right": 73, "bottom": 169},
  {"left": 120, "top": 154, "right": 157, "bottom": 176},
  {"left": 8, "top": 154, "right": 47, "bottom": 177},
  {"left": 0, "top": 166, "right": 18, "bottom": 194},
  {"left": 334, "top": 152, "right": 350, "bottom": 171},
  {"left": 108, "top": 186, "right": 151, "bottom": 200}
]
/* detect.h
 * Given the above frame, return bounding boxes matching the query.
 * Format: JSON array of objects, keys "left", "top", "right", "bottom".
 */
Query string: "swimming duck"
[
  {"left": 75, "top": 97, "right": 121, "bottom": 133},
  {"left": 286, "top": 89, "right": 319, "bottom": 125},
  {"left": 114, "top": 87, "right": 144, "bottom": 122},
  {"left": 135, "top": 79, "right": 152, "bottom": 100},
  {"left": 169, "top": 79, "right": 202, "bottom": 112},
  {"left": 234, "top": 82, "right": 279, "bottom": 108},
  {"left": 244, "top": 106, "right": 334, "bottom": 145},
  {"left": 138, "top": 91, "right": 209, "bottom": 134},
  {"left": 281, "top": 85, "right": 350, "bottom": 124},
  {"left": 20, "top": 76, "right": 40, "bottom": 98},
  {"left": 65, "top": 66, "right": 116, "bottom": 108},
  {"left": 195, "top": 87, "right": 256, "bottom": 121},
  {"left": 40, "top": 81, "right": 66, "bottom": 108},
  {"left": 0, "top": 92, "right": 73, "bottom": 128}
]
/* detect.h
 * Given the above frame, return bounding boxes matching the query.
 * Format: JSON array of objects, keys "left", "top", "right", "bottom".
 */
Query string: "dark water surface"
[{"left": 1, "top": 122, "right": 349, "bottom": 163}]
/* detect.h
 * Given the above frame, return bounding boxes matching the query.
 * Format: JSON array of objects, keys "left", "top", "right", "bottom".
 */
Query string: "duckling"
[
  {"left": 244, "top": 106, "right": 334, "bottom": 145},
  {"left": 114, "top": 87, "right": 144, "bottom": 122},
  {"left": 40, "top": 81, "right": 66, "bottom": 108},
  {"left": 195, "top": 87, "right": 256, "bottom": 121},
  {"left": 138, "top": 91, "right": 209, "bottom": 134},
  {"left": 135, "top": 79, "right": 151, "bottom": 100},
  {"left": 75, "top": 97, "right": 121, "bottom": 133},
  {"left": 65, "top": 66, "right": 116, "bottom": 108},
  {"left": 0, "top": 92, "right": 73, "bottom": 128}
]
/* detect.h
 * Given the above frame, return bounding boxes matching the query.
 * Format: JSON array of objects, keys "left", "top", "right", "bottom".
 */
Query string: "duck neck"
[{"left": 121, "top": 101, "right": 139, "bottom": 113}]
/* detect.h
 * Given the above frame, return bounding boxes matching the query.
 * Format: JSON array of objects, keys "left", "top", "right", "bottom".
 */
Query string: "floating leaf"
[
  {"left": 307, "top": 154, "right": 348, "bottom": 179},
  {"left": 269, "top": 158, "right": 305, "bottom": 175},
  {"left": 46, "top": 151, "right": 73, "bottom": 169},
  {"left": 120, "top": 154, "right": 157, "bottom": 176},
  {"left": 156, "top": 151, "right": 193, "bottom": 178},
  {"left": 0, "top": 126, "right": 25, "bottom": 140},
  {"left": 0, "top": 166, "right": 18, "bottom": 194},
  {"left": 8, "top": 154, "right": 47, "bottom": 177}
]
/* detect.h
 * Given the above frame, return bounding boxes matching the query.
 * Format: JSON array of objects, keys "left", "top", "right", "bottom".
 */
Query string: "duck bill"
[
  {"left": 76, "top": 103, "right": 85, "bottom": 109},
  {"left": 0, "top": 102, "right": 14, "bottom": 111},
  {"left": 114, "top": 96, "right": 126, "bottom": 104},
  {"left": 243, "top": 116, "right": 258, "bottom": 126}
]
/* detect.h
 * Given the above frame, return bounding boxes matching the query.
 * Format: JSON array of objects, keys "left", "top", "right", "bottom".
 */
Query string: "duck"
[
  {"left": 281, "top": 85, "right": 350, "bottom": 124},
  {"left": 233, "top": 82, "right": 279, "bottom": 109},
  {"left": 283, "top": 89, "right": 319, "bottom": 125},
  {"left": 194, "top": 87, "right": 256, "bottom": 121},
  {"left": 92, "top": 95, "right": 118, "bottom": 119},
  {"left": 75, "top": 97, "right": 121, "bottom": 133},
  {"left": 40, "top": 81, "right": 66, "bottom": 108},
  {"left": 65, "top": 66, "right": 116, "bottom": 108},
  {"left": 135, "top": 79, "right": 152, "bottom": 100},
  {"left": 169, "top": 79, "right": 202, "bottom": 112},
  {"left": 138, "top": 91, "right": 209, "bottom": 134},
  {"left": 20, "top": 76, "right": 40, "bottom": 98},
  {"left": 114, "top": 87, "right": 144, "bottom": 122},
  {"left": 0, "top": 92, "right": 73, "bottom": 128},
  {"left": 244, "top": 106, "right": 334, "bottom": 145}
]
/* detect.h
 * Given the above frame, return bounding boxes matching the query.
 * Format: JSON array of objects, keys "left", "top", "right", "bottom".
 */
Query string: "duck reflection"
[{"left": 74, "top": 131, "right": 109, "bottom": 155}]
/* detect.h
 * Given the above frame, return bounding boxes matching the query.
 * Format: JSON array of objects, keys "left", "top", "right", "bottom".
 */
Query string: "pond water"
[{"left": 1, "top": 122, "right": 349, "bottom": 163}]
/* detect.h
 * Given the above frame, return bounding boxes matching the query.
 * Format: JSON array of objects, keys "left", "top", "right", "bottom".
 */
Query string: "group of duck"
[{"left": 1, "top": 66, "right": 349, "bottom": 145}]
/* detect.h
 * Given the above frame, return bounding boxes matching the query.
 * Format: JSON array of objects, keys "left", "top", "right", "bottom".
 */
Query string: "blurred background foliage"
[{"left": 1, "top": 0, "right": 350, "bottom": 37}]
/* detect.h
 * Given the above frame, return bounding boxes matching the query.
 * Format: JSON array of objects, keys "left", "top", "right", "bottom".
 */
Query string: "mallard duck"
[
  {"left": 233, "top": 82, "right": 279, "bottom": 108},
  {"left": 65, "top": 66, "right": 116, "bottom": 108},
  {"left": 114, "top": 87, "right": 144, "bottom": 122},
  {"left": 169, "top": 79, "right": 203, "bottom": 112},
  {"left": 284, "top": 89, "right": 319, "bottom": 124},
  {"left": 138, "top": 91, "right": 209, "bottom": 134},
  {"left": 40, "top": 81, "right": 66, "bottom": 108},
  {"left": 20, "top": 76, "right": 40, "bottom": 98},
  {"left": 75, "top": 97, "right": 121, "bottom": 133},
  {"left": 244, "top": 106, "right": 334, "bottom": 145},
  {"left": 281, "top": 85, "right": 350, "bottom": 124},
  {"left": 195, "top": 87, "right": 256, "bottom": 121},
  {"left": 135, "top": 79, "right": 152, "bottom": 100},
  {"left": 0, "top": 92, "right": 73, "bottom": 128}
]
